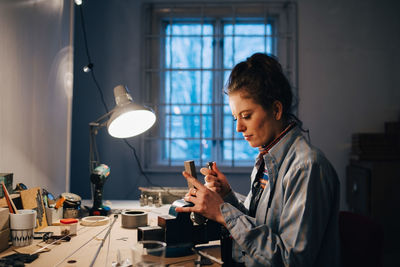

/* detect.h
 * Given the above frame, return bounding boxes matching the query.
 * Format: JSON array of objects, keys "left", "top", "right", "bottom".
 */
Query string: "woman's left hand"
[{"left": 175, "top": 171, "right": 226, "bottom": 227}]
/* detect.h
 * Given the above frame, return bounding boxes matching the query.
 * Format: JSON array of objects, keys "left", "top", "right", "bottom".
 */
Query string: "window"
[{"left": 142, "top": 2, "right": 297, "bottom": 172}]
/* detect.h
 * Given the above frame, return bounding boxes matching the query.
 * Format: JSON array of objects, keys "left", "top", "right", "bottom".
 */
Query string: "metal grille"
[{"left": 141, "top": 2, "right": 297, "bottom": 172}]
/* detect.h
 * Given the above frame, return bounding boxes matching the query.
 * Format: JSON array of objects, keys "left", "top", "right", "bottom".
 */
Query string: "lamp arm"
[
  {"left": 89, "top": 110, "right": 112, "bottom": 173},
  {"left": 90, "top": 109, "right": 114, "bottom": 125}
]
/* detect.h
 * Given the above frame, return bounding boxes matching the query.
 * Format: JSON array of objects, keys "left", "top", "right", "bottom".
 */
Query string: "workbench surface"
[{"left": 0, "top": 201, "right": 221, "bottom": 267}]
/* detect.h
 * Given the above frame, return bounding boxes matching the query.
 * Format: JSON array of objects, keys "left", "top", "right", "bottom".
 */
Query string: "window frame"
[{"left": 140, "top": 1, "right": 298, "bottom": 173}]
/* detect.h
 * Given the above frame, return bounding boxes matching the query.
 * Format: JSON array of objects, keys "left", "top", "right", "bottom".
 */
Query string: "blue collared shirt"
[{"left": 221, "top": 126, "right": 341, "bottom": 266}]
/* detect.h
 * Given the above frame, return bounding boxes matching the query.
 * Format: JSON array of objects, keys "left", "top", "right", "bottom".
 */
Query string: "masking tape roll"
[
  {"left": 81, "top": 216, "right": 110, "bottom": 226},
  {"left": 121, "top": 210, "right": 148, "bottom": 229}
]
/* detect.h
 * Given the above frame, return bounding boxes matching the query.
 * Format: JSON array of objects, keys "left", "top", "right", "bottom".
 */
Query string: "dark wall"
[{"left": 72, "top": 0, "right": 147, "bottom": 200}]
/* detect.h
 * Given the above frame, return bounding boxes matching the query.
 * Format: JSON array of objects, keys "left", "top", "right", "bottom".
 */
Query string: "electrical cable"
[
  {"left": 77, "top": 3, "right": 181, "bottom": 198},
  {"left": 78, "top": 4, "right": 109, "bottom": 114},
  {"left": 123, "top": 138, "right": 183, "bottom": 198},
  {"left": 123, "top": 138, "right": 162, "bottom": 187}
]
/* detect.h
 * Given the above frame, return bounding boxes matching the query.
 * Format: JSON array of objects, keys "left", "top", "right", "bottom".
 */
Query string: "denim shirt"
[{"left": 220, "top": 126, "right": 341, "bottom": 267}]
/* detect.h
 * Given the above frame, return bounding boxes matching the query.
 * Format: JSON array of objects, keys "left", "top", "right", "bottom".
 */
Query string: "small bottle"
[
  {"left": 143, "top": 195, "right": 148, "bottom": 206},
  {"left": 158, "top": 192, "right": 163, "bottom": 206},
  {"left": 139, "top": 194, "right": 144, "bottom": 206},
  {"left": 148, "top": 196, "right": 153, "bottom": 207},
  {"left": 155, "top": 195, "right": 161, "bottom": 207}
]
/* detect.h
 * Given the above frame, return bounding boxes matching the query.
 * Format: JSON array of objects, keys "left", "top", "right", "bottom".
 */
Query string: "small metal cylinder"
[{"left": 121, "top": 210, "right": 148, "bottom": 229}]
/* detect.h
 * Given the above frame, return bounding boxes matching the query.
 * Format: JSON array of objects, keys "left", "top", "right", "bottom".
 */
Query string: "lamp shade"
[{"left": 106, "top": 85, "right": 156, "bottom": 138}]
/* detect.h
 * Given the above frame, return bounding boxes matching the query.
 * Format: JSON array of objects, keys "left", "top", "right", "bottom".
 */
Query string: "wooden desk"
[{"left": 0, "top": 202, "right": 221, "bottom": 266}]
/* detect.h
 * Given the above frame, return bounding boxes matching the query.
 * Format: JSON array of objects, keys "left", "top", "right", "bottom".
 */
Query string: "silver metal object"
[{"left": 121, "top": 210, "right": 148, "bottom": 228}]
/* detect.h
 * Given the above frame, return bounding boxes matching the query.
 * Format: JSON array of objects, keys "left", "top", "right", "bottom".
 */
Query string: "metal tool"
[
  {"left": 53, "top": 224, "right": 111, "bottom": 266},
  {"left": 89, "top": 214, "right": 118, "bottom": 267},
  {"left": 31, "top": 233, "right": 73, "bottom": 255},
  {"left": 192, "top": 247, "right": 223, "bottom": 265},
  {"left": 184, "top": 160, "right": 208, "bottom": 225}
]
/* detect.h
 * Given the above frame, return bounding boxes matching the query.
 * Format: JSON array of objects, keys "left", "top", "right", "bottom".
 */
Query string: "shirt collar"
[{"left": 258, "top": 122, "right": 296, "bottom": 155}]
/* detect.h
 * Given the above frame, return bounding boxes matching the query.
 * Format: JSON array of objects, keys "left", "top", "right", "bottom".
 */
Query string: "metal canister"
[{"left": 61, "top": 192, "right": 81, "bottom": 218}]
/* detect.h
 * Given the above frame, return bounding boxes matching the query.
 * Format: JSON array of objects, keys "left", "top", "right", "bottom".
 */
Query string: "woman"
[{"left": 176, "top": 53, "right": 340, "bottom": 266}]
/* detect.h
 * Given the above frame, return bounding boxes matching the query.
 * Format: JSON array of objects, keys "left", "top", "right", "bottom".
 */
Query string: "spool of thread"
[{"left": 121, "top": 210, "right": 148, "bottom": 229}]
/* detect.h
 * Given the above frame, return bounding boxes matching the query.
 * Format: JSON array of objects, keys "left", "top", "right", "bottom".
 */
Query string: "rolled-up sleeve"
[{"left": 219, "top": 160, "right": 338, "bottom": 267}]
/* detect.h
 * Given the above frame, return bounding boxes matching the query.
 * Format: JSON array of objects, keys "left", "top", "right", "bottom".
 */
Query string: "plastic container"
[{"left": 60, "top": 218, "right": 78, "bottom": 236}]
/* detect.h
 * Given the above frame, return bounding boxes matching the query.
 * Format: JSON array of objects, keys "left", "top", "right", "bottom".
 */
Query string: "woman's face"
[{"left": 229, "top": 91, "right": 283, "bottom": 148}]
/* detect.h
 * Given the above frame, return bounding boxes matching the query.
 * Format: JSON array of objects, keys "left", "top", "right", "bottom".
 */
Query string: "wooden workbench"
[{"left": 0, "top": 202, "right": 222, "bottom": 266}]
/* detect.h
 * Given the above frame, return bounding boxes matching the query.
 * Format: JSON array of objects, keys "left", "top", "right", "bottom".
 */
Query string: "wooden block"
[
  {"left": 157, "top": 214, "right": 176, "bottom": 228},
  {"left": 184, "top": 160, "right": 197, "bottom": 189},
  {"left": 20, "top": 187, "right": 48, "bottom": 231},
  {"left": 0, "top": 208, "right": 9, "bottom": 231},
  {"left": 0, "top": 228, "right": 10, "bottom": 253},
  {"left": 11, "top": 193, "right": 23, "bottom": 210},
  {"left": 0, "top": 193, "right": 21, "bottom": 209}
]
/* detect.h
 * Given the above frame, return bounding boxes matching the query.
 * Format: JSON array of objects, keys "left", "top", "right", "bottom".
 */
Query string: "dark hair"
[{"left": 226, "top": 53, "right": 303, "bottom": 128}]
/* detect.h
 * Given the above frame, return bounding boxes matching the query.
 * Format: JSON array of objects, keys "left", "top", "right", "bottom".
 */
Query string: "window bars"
[{"left": 141, "top": 2, "right": 297, "bottom": 172}]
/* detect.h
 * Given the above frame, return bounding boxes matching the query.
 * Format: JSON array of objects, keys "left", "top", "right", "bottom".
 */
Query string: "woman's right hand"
[{"left": 200, "top": 162, "right": 231, "bottom": 198}]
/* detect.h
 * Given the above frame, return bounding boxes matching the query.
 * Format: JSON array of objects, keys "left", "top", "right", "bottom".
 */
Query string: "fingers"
[
  {"left": 190, "top": 187, "right": 197, "bottom": 196},
  {"left": 185, "top": 187, "right": 198, "bottom": 199},
  {"left": 204, "top": 179, "right": 221, "bottom": 189},
  {"left": 204, "top": 178, "right": 219, "bottom": 186},
  {"left": 175, "top": 206, "right": 194, "bottom": 213},
  {"left": 176, "top": 193, "right": 198, "bottom": 212},
  {"left": 182, "top": 171, "right": 205, "bottom": 190},
  {"left": 200, "top": 167, "right": 215, "bottom": 176},
  {"left": 184, "top": 194, "right": 196, "bottom": 203},
  {"left": 211, "top": 162, "right": 223, "bottom": 176},
  {"left": 204, "top": 175, "right": 212, "bottom": 183}
]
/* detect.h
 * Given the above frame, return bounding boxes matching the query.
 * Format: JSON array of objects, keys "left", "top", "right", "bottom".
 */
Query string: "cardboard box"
[
  {"left": 0, "top": 173, "right": 13, "bottom": 198},
  {"left": 0, "top": 208, "right": 9, "bottom": 231},
  {"left": 0, "top": 228, "right": 10, "bottom": 253}
]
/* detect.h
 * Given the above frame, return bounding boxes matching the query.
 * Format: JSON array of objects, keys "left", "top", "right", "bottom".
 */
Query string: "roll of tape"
[
  {"left": 81, "top": 216, "right": 110, "bottom": 226},
  {"left": 121, "top": 210, "right": 148, "bottom": 229}
]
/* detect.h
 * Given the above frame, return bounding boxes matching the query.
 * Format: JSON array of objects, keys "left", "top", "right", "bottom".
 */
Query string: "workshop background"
[
  {"left": 1, "top": 0, "right": 399, "bottom": 265},
  {"left": 1, "top": 0, "right": 399, "bottom": 224}
]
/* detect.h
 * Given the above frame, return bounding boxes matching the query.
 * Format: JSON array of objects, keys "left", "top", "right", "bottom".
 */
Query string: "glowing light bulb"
[{"left": 83, "top": 63, "right": 93, "bottom": 73}]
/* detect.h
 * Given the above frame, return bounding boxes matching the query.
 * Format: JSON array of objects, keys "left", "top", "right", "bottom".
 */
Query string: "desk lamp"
[{"left": 89, "top": 85, "right": 156, "bottom": 215}]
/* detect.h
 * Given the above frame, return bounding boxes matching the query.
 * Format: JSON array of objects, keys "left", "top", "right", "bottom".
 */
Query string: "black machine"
[
  {"left": 90, "top": 164, "right": 111, "bottom": 216},
  {"left": 138, "top": 199, "right": 222, "bottom": 257},
  {"left": 138, "top": 160, "right": 233, "bottom": 265}
]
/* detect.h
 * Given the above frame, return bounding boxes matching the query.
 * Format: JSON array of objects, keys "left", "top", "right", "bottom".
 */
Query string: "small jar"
[{"left": 60, "top": 218, "right": 78, "bottom": 236}]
